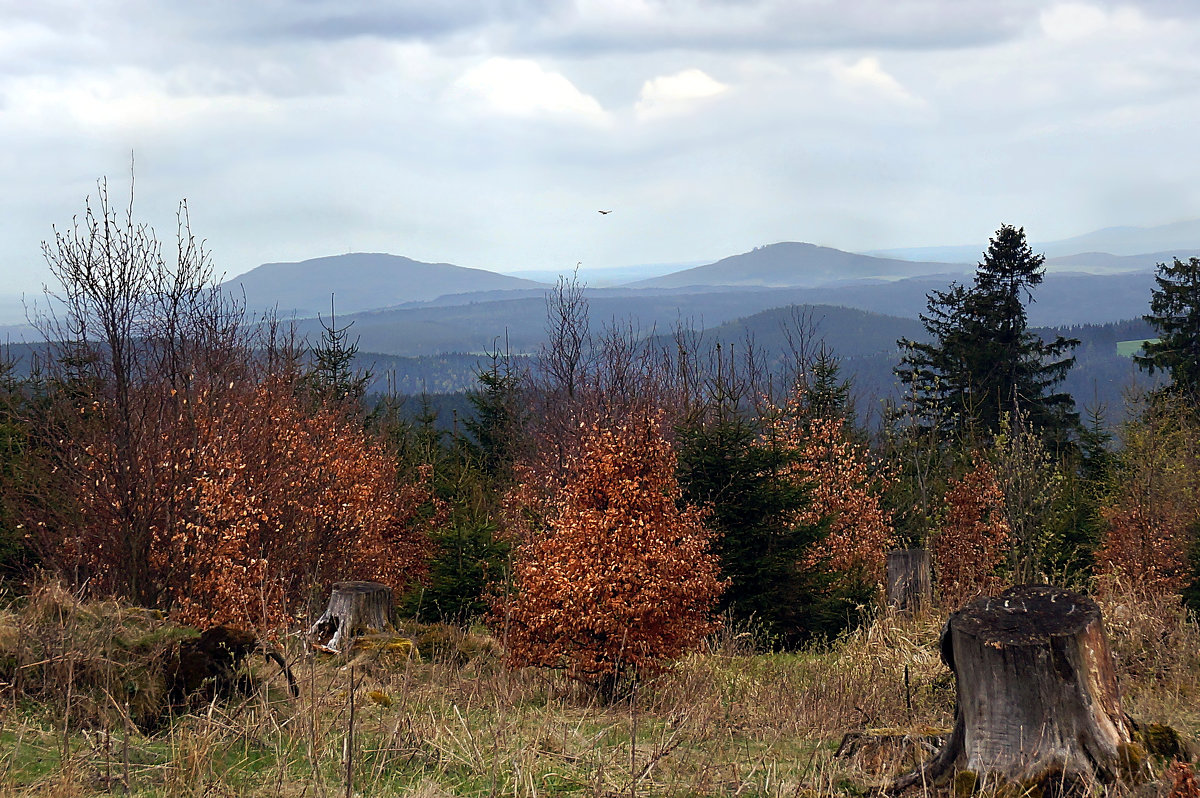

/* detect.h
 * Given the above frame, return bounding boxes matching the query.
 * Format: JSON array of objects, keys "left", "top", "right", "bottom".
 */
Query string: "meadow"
[{"left": 2, "top": 578, "right": 1197, "bottom": 798}]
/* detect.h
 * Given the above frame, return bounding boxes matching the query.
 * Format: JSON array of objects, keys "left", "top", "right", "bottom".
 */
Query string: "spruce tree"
[
  {"left": 896, "top": 224, "right": 1079, "bottom": 441},
  {"left": 675, "top": 409, "right": 827, "bottom": 647},
  {"left": 309, "top": 295, "right": 371, "bottom": 404},
  {"left": 1135, "top": 256, "right": 1200, "bottom": 399},
  {"left": 463, "top": 350, "right": 525, "bottom": 481}
]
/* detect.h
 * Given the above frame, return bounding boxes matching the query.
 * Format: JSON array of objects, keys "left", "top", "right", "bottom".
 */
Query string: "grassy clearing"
[
  {"left": 1, "top": 585, "right": 1199, "bottom": 796},
  {"left": 1116, "top": 338, "right": 1156, "bottom": 358}
]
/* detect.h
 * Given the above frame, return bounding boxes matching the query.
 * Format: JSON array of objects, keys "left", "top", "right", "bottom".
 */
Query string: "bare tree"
[
  {"left": 31, "top": 175, "right": 247, "bottom": 604},
  {"left": 540, "top": 269, "right": 591, "bottom": 401}
]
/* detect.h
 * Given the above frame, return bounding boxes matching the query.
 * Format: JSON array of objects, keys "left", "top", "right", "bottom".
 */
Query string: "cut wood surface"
[
  {"left": 309, "top": 581, "right": 395, "bottom": 654},
  {"left": 886, "top": 548, "right": 931, "bottom": 613},
  {"left": 890, "top": 584, "right": 1141, "bottom": 794}
]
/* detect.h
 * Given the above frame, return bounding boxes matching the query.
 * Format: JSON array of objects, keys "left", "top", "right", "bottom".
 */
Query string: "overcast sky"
[{"left": 3, "top": 0, "right": 1200, "bottom": 294}]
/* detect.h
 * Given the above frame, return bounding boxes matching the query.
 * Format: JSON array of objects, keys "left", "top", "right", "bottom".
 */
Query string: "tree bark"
[
  {"left": 886, "top": 548, "right": 931, "bottom": 613},
  {"left": 890, "top": 585, "right": 1141, "bottom": 795},
  {"left": 309, "top": 581, "right": 395, "bottom": 654}
]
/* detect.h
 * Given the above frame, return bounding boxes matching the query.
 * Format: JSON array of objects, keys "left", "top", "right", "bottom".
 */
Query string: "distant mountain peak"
[
  {"left": 628, "top": 241, "right": 969, "bottom": 290},
  {"left": 224, "top": 252, "right": 548, "bottom": 318}
]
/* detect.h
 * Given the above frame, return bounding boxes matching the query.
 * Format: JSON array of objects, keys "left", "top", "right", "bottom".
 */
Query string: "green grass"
[
  {"left": 1117, "top": 338, "right": 1157, "bottom": 357},
  {"left": 3, "top": 588, "right": 1199, "bottom": 796}
]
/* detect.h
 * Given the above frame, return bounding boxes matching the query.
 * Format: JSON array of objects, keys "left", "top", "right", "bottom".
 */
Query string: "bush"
[
  {"left": 932, "top": 459, "right": 1010, "bottom": 609},
  {"left": 494, "top": 411, "right": 724, "bottom": 690}
]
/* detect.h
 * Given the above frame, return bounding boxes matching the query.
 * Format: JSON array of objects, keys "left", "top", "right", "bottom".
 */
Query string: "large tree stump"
[
  {"left": 309, "top": 581, "right": 395, "bottom": 654},
  {"left": 890, "top": 585, "right": 1141, "bottom": 795},
  {"left": 887, "top": 548, "right": 932, "bottom": 613}
]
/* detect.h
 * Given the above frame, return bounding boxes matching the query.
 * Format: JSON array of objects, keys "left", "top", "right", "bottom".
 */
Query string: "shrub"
[
  {"left": 494, "top": 411, "right": 723, "bottom": 689},
  {"left": 54, "top": 375, "right": 442, "bottom": 629},
  {"left": 932, "top": 459, "right": 1010, "bottom": 609},
  {"left": 1096, "top": 398, "right": 1200, "bottom": 599}
]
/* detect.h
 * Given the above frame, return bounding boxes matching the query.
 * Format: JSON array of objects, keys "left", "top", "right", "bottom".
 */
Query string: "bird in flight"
[{"left": 598, "top": 209, "right": 611, "bottom": 214}]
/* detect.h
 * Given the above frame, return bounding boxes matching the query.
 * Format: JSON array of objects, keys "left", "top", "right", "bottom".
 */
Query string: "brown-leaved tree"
[
  {"left": 494, "top": 411, "right": 724, "bottom": 692},
  {"left": 933, "top": 459, "right": 1011, "bottom": 609}
]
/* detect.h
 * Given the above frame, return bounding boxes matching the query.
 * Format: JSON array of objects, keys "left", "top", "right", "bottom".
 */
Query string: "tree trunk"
[
  {"left": 890, "top": 585, "right": 1142, "bottom": 795},
  {"left": 309, "top": 581, "right": 395, "bottom": 654},
  {"left": 886, "top": 548, "right": 931, "bottom": 613}
]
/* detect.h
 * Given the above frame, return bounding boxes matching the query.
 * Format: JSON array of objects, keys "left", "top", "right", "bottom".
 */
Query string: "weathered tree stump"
[
  {"left": 836, "top": 727, "right": 951, "bottom": 773},
  {"left": 890, "top": 585, "right": 1142, "bottom": 795},
  {"left": 309, "top": 581, "right": 395, "bottom": 654},
  {"left": 887, "top": 548, "right": 932, "bottom": 613}
]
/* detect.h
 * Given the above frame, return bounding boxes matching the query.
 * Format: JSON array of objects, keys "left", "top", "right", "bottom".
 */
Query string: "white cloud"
[
  {"left": 3, "top": 70, "right": 277, "bottom": 134},
  {"left": 1039, "top": 3, "right": 1151, "bottom": 41},
  {"left": 635, "top": 68, "right": 728, "bottom": 119},
  {"left": 829, "top": 56, "right": 922, "bottom": 106},
  {"left": 1040, "top": 3, "right": 1110, "bottom": 40},
  {"left": 451, "top": 57, "right": 607, "bottom": 123}
]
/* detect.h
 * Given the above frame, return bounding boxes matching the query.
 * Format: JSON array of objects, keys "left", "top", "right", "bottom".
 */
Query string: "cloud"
[
  {"left": 1040, "top": 3, "right": 1151, "bottom": 41},
  {"left": 635, "top": 68, "right": 728, "bottom": 119},
  {"left": 3, "top": 70, "right": 278, "bottom": 135},
  {"left": 829, "top": 57, "right": 922, "bottom": 106},
  {"left": 526, "top": 0, "right": 1040, "bottom": 55},
  {"left": 6, "top": 0, "right": 1200, "bottom": 302},
  {"left": 451, "top": 57, "right": 607, "bottom": 122}
]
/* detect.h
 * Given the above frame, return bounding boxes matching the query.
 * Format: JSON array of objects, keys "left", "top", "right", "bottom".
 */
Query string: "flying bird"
[{"left": 598, "top": 210, "right": 611, "bottom": 214}]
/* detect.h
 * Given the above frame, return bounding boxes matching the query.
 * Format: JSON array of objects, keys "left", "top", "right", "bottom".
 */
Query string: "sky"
[{"left": 3, "top": 0, "right": 1200, "bottom": 295}]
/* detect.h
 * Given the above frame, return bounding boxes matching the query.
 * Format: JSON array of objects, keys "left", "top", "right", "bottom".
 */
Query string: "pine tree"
[
  {"left": 0, "top": 351, "right": 30, "bottom": 574},
  {"left": 676, "top": 409, "right": 824, "bottom": 645},
  {"left": 896, "top": 224, "right": 1079, "bottom": 441},
  {"left": 309, "top": 295, "right": 371, "bottom": 404},
  {"left": 803, "top": 343, "right": 853, "bottom": 423},
  {"left": 1136, "top": 256, "right": 1200, "bottom": 399},
  {"left": 463, "top": 349, "right": 525, "bottom": 481}
]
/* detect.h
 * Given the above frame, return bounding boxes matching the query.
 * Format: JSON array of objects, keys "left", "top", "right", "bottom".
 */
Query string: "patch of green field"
[{"left": 1117, "top": 338, "right": 1157, "bottom": 357}]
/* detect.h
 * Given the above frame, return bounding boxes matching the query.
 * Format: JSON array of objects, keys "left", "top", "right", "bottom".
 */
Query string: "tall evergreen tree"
[
  {"left": 803, "top": 343, "right": 853, "bottom": 424},
  {"left": 1135, "top": 256, "right": 1200, "bottom": 399},
  {"left": 309, "top": 295, "right": 371, "bottom": 404},
  {"left": 675, "top": 409, "right": 829, "bottom": 646},
  {"left": 463, "top": 349, "right": 525, "bottom": 482},
  {"left": 896, "top": 224, "right": 1079, "bottom": 441},
  {"left": 0, "top": 351, "right": 31, "bottom": 574}
]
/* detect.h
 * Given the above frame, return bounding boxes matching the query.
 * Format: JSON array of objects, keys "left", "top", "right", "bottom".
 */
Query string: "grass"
[
  {"left": 1, "top": 583, "right": 1199, "bottom": 796},
  {"left": 1116, "top": 338, "right": 1157, "bottom": 358}
]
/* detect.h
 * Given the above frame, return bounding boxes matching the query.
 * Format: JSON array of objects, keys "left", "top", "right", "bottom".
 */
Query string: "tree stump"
[
  {"left": 309, "top": 581, "right": 395, "bottom": 654},
  {"left": 890, "top": 585, "right": 1141, "bottom": 795},
  {"left": 887, "top": 548, "right": 932, "bottom": 613}
]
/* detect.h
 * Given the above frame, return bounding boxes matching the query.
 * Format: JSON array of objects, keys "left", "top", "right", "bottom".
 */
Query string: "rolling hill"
[
  {"left": 629, "top": 242, "right": 967, "bottom": 289},
  {"left": 225, "top": 252, "right": 548, "bottom": 317},
  {"left": 869, "top": 219, "right": 1200, "bottom": 263}
]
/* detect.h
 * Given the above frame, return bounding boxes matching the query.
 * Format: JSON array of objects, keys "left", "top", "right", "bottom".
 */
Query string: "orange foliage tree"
[
  {"left": 29, "top": 181, "right": 442, "bottom": 628},
  {"left": 494, "top": 411, "right": 724, "bottom": 686},
  {"left": 933, "top": 459, "right": 1011, "bottom": 609},
  {"left": 765, "top": 384, "right": 894, "bottom": 585},
  {"left": 66, "top": 374, "right": 441, "bottom": 629},
  {"left": 1095, "top": 399, "right": 1200, "bottom": 598}
]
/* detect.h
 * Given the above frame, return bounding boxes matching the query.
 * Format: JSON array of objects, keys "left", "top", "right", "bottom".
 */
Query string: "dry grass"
[{"left": 1, "top": 582, "right": 1198, "bottom": 797}]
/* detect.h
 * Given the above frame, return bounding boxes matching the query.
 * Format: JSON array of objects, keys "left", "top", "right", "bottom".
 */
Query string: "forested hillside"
[{"left": 4, "top": 194, "right": 1200, "bottom": 797}]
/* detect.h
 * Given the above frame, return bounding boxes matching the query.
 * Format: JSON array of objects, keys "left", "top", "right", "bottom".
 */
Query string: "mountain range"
[
  {"left": 868, "top": 218, "right": 1200, "bottom": 263},
  {"left": 628, "top": 242, "right": 961, "bottom": 289},
  {"left": 226, "top": 252, "right": 545, "bottom": 317},
  {"left": 3, "top": 219, "right": 1196, "bottom": 423}
]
